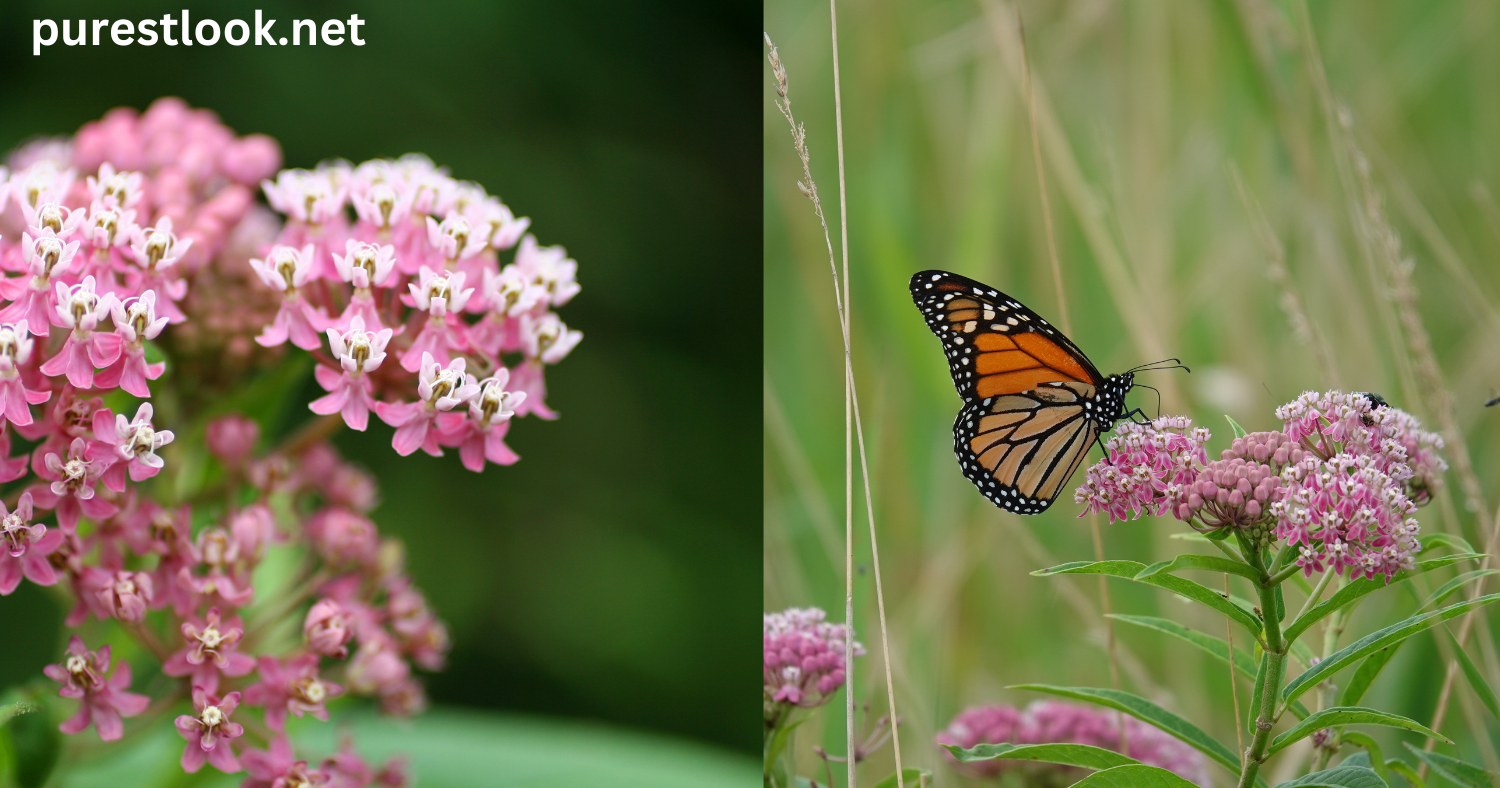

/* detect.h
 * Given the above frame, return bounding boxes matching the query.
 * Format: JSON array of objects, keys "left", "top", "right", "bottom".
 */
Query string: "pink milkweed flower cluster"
[
  {"left": 251, "top": 155, "right": 581, "bottom": 471},
  {"left": 1073, "top": 416, "right": 1210, "bottom": 522},
  {"left": 763, "top": 607, "right": 862, "bottom": 720},
  {"left": 0, "top": 99, "right": 489, "bottom": 786},
  {"left": 1074, "top": 390, "right": 1443, "bottom": 582},
  {"left": 935, "top": 701, "right": 1210, "bottom": 786}
]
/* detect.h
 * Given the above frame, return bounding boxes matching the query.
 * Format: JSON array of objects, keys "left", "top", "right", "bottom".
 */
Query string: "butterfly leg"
[{"left": 1122, "top": 408, "right": 1151, "bottom": 426}]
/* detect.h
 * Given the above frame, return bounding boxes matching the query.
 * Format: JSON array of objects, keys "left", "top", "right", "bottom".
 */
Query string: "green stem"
[
  {"left": 1237, "top": 551, "right": 1287, "bottom": 788},
  {"left": 1266, "top": 563, "right": 1304, "bottom": 587},
  {"left": 1292, "top": 569, "right": 1335, "bottom": 626}
]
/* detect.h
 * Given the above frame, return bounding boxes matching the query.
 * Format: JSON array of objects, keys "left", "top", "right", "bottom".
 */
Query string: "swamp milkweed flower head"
[
  {"left": 0, "top": 99, "right": 459, "bottom": 782},
  {"left": 1074, "top": 416, "right": 1210, "bottom": 522},
  {"left": 936, "top": 701, "right": 1209, "bottom": 786},
  {"left": 763, "top": 606, "right": 862, "bottom": 719}
]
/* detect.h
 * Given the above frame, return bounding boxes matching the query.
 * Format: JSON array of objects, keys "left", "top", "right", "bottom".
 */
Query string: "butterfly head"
[{"left": 1092, "top": 372, "right": 1134, "bottom": 429}]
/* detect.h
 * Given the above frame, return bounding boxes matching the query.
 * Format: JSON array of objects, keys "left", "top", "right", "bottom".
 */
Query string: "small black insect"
[
  {"left": 1355, "top": 391, "right": 1388, "bottom": 426},
  {"left": 1487, "top": 394, "right": 1499, "bottom": 408}
]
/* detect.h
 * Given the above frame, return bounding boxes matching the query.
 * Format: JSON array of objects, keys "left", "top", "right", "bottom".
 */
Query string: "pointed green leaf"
[
  {"left": 1266, "top": 706, "right": 1450, "bottom": 756},
  {"left": 1034, "top": 560, "right": 1262, "bottom": 636},
  {"left": 1283, "top": 593, "right": 1500, "bottom": 705},
  {"left": 1070, "top": 764, "right": 1203, "bottom": 787},
  {"left": 1010, "top": 684, "right": 1249, "bottom": 782},
  {"left": 1339, "top": 732, "right": 1394, "bottom": 787},
  {"left": 1136, "top": 554, "right": 1261, "bottom": 583},
  {"left": 1226, "top": 415, "right": 1249, "bottom": 439},
  {"left": 1273, "top": 765, "right": 1387, "bottom": 787},
  {"left": 871, "top": 768, "right": 931, "bottom": 788},
  {"left": 1418, "top": 533, "right": 1475, "bottom": 555},
  {"left": 1248, "top": 653, "right": 1268, "bottom": 732},
  {"left": 1420, "top": 569, "right": 1499, "bottom": 611},
  {"left": 1402, "top": 742, "right": 1497, "bottom": 787},
  {"left": 1447, "top": 631, "right": 1500, "bottom": 719},
  {"left": 944, "top": 742, "right": 1138, "bottom": 770},
  {"left": 1384, "top": 760, "right": 1426, "bottom": 788},
  {"left": 1338, "top": 644, "right": 1403, "bottom": 707},
  {"left": 1283, "top": 555, "right": 1484, "bottom": 643}
]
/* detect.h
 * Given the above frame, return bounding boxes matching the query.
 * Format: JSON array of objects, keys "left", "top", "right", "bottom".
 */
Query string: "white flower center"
[
  {"left": 199, "top": 626, "right": 224, "bottom": 649},
  {"left": 200, "top": 705, "right": 224, "bottom": 727},
  {"left": 66, "top": 655, "right": 87, "bottom": 674}
]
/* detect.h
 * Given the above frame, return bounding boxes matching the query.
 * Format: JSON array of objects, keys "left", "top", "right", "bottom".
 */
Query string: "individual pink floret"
[
  {"left": 44, "top": 636, "right": 149, "bottom": 742},
  {"left": 31, "top": 437, "right": 118, "bottom": 532},
  {"left": 304, "top": 598, "right": 354, "bottom": 658},
  {"left": 310, "top": 316, "right": 391, "bottom": 431},
  {"left": 242, "top": 653, "right": 345, "bottom": 731},
  {"left": 91, "top": 402, "right": 175, "bottom": 491},
  {"left": 1, "top": 230, "right": 81, "bottom": 334},
  {"left": 442, "top": 371, "right": 525, "bottom": 473},
  {"left": 250, "top": 244, "right": 329, "bottom": 350},
  {"left": 0, "top": 493, "right": 62, "bottom": 595},
  {"left": 126, "top": 217, "right": 191, "bottom": 323},
  {"left": 174, "top": 686, "right": 244, "bottom": 774},
  {"left": 374, "top": 353, "right": 478, "bottom": 457},
  {"left": 94, "top": 289, "right": 169, "bottom": 397},
  {"left": 40, "top": 277, "right": 122, "bottom": 389},
  {"left": 0, "top": 321, "right": 50, "bottom": 426},
  {"left": 399, "top": 267, "right": 472, "bottom": 371},
  {"left": 163, "top": 607, "right": 256, "bottom": 694},
  {"left": 241, "top": 734, "right": 330, "bottom": 788}
]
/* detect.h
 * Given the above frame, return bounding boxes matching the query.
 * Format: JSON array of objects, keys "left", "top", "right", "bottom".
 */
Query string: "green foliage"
[
  {"left": 1445, "top": 632, "right": 1500, "bottom": 720},
  {"left": 1010, "top": 684, "right": 1251, "bottom": 782},
  {"left": 944, "top": 741, "right": 1138, "bottom": 770},
  {"left": 1338, "top": 645, "right": 1405, "bottom": 707},
  {"left": 1035, "top": 560, "right": 1262, "bottom": 636},
  {"left": 1401, "top": 742, "right": 1497, "bottom": 788},
  {"left": 4, "top": 699, "right": 57, "bottom": 788},
  {"left": 1282, "top": 554, "right": 1483, "bottom": 642},
  {"left": 1283, "top": 593, "right": 1500, "bottom": 704},
  {"left": 870, "top": 768, "right": 932, "bottom": 788},
  {"left": 1226, "top": 415, "right": 1250, "bottom": 439},
  {"left": 1136, "top": 554, "right": 1262, "bottom": 583},
  {"left": 1068, "top": 764, "right": 1204, "bottom": 787},
  {"left": 1339, "top": 732, "right": 1395, "bottom": 787},
  {"left": 1272, "top": 765, "right": 1388, "bottom": 788},
  {"left": 1418, "top": 569, "right": 1500, "bottom": 610},
  {"left": 1265, "top": 707, "right": 1449, "bottom": 756}
]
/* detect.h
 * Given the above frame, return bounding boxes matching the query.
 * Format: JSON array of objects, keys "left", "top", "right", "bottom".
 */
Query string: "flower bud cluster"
[
  {"left": 763, "top": 607, "right": 862, "bottom": 714},
  {"left": 935, "top": 701, "right": 1209, "bottom": 785}
]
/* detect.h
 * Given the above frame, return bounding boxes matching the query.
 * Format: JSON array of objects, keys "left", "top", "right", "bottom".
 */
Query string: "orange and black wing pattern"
[
  {"left": 911, "top": 270, "right": 1122, "bottom": 514},
  {"left": 909, "top": 270, "right": 1103, "bottom": 403}
]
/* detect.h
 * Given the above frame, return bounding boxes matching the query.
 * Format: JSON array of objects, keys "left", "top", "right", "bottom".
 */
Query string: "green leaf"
[
  {"left": 1136, "top": 554, "right": 1261, "bottom": 583},
  {"left": 1169, "top": 532, "right": 1214, "bottom": 543},
  {"left": 1447, "top": 631, "right": 1500, "bottom": 719},
  {"left": 1418, "top": 533, "right": 1475, "bottom": 555},
  {"left": 1070, "top": 764, "right": 1205, "bottom": 787},
  {"left": 1034, "top": 560, "right": 1262, "bottom": 637},
  {"left": 944, "top": 741, "right": 1138, "bottom": 770},
  {"left": 871, "top": 768, "right": 931, "bottom": 788},
  {"left": 1109, "top": 615, "right": 1258, "bottom": 678},
  {"left": 7, "top": 700, "right": 58, "bottom": 788},
  {"left": 1420, "top": 569, "right": 1499, "bottom": 610},
  {"left": 1226, "top": 414, "right": 1249, "bottom": 439},
  {"left": 1266, "top": 706, "right": 1450, "bottom": 756},
  {"left": 1402, "top": 742, "right": 1497, "bottom": 787},
  {"left": 1283, "top": 593, "right": 1500, "bottom": 705},
  {"left": 0, "top": 701, "right": 38, "bottom": 728},
  {"left": 1339, "top": 732, "right": 1394, "bottom": 787},
  {"left": 1010, "top": 685, "right": 1249, "bottom": 782},
  {"left": 1248, "top": 653, "right": 1269, "bottom": 732},
  {"left": 763, "top": 715, "right": 806, "bottom": 773},
  {"left": 1283, "top": 555, "right": 1485, "bottom": 644},
  {"left": 1339, "top": 644, "right": 1403, "bottom": 707},
  {"left": 1384, "top": 759, "right": 1426, "bottom": 788},
  {"left": 1273, "top": 765, "right": 1388, "bottom": 787}
]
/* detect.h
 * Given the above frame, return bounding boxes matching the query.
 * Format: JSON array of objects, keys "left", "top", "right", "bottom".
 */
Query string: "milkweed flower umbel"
[
  {"left": 936, "top": 701, "right": 1210, "bottom": 786},
  {"left": 763, "top": 606, "right": 862, "bottom": 720}
]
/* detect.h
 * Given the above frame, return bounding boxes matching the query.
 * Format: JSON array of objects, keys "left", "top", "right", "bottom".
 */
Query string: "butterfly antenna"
[
  {"left": 1127, "top": 357, "right": 1192, "bottom": 375},
  {"left": 1134, "top": 383, "right": 1164, "bottom": 419}
]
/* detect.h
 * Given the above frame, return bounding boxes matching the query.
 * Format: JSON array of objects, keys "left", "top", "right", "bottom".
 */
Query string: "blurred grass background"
[
  {"left": 0, "top": 0, "right": 758, "bottom": 757},
  {"left": 764, "top": 0, "right": 1500, "bottom": 784}
]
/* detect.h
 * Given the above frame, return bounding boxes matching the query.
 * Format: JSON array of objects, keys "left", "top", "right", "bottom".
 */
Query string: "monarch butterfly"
[{"left": 910, "top": 270, "right": 1181, "bottom": 514}]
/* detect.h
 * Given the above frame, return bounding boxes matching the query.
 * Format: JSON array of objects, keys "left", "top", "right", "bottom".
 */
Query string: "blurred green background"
[
  {"left": 765, "top": 0, "right": 1500, "bottom": 784},
  {"left": 0, "top": 0, "right": 757, "bottom": 758}
]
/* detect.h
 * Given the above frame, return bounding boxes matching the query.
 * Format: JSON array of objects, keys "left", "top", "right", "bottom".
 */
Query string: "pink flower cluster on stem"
[
  {"left": 935, "top": 701, "right": 1210, "bottom": 786},
  {"left": 763, "top": 606, "right": 863, "bottom": 723},
  {"left": 1072, "top": 390, "right": 1443, "bottom": 582},
  {"left": 250, "top": 156, "right": 581, "bottom": 471}
]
